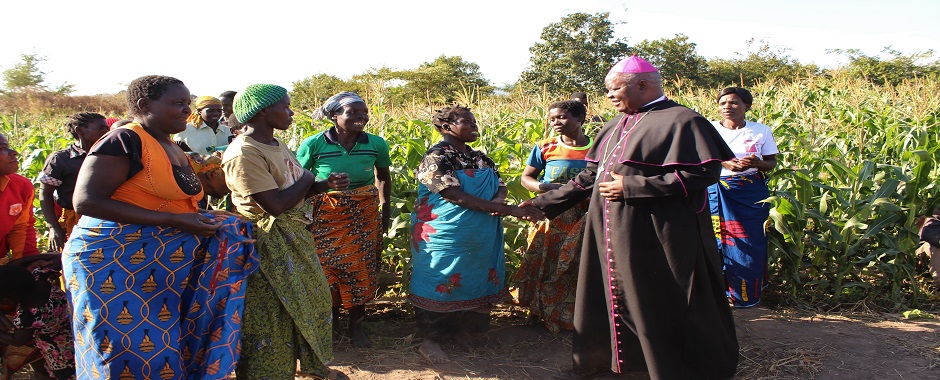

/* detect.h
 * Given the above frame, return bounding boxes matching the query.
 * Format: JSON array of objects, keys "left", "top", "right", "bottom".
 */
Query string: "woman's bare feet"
[{"left": 419, "top": 339, "right": 450, "bottom": 363}]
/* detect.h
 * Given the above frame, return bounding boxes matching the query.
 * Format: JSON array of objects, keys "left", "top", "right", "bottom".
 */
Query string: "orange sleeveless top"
[{"left": 110, "top": 123, "right": 202, "bottom": 213}]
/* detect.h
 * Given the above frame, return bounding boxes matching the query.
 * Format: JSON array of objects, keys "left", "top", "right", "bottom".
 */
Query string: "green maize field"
[{"left": 3, "top": 74, "right": 939, "bottom": 310}]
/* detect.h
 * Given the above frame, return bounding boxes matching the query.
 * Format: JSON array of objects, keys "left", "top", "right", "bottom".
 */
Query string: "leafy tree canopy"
[
  {"left": 291, "top": 55, "right": 492, "bottom": 110},
  {"left": 2, "top": 53, "right": 74, "bottom": 94},
  {"left": 630, "top": 34, "right": 708, "bottom": 88},
  {"left": 391, "top": 55, "right": 493, "bottom": 104},
  {"left": 703, "top": 39, "right": 820, "bottom": 88},
  {"left": 829, "top": 47, "right": 940, "bottom": 86},
  {"left": 520, "top": 12, "right": 628, "bottom": 97},
  {"left": 290, "top": 73, "right": 359, "bottom": 114}
]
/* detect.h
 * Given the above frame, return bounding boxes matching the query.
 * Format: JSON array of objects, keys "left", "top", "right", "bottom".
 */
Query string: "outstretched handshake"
[{"left": 489, "top": 198, "right": 546, "bottom": 221}]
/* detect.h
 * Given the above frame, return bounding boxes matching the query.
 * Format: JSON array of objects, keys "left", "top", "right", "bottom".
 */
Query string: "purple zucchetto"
[{"left": 607, "top": 54, "right": 659, "bottom": 77}]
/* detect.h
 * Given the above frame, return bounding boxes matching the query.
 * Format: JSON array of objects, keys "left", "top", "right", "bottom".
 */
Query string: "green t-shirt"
[{"left": 296, "top": 128, "right": 392, "bottom": 188}]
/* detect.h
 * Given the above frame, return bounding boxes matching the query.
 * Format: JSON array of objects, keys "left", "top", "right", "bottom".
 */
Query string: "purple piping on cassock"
[{"left": 675, "top": 170, "right": 688, "bottom": 197}]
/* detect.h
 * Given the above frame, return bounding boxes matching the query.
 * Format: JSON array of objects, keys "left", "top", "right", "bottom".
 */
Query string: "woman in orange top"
[{"left": 63, "top": 75, "right": 256, "bottom": 379}]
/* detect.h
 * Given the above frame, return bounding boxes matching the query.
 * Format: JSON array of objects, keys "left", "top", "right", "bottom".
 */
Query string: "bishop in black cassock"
[{"left": 530, "top": 56, "right": 740, "bottom": 380}]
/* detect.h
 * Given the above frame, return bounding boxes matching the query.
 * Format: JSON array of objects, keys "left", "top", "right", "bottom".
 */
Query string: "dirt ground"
[
  {"left": 322, "top": 299, "right": 940, "bottom": 380},
  {"left": 10, "top": 299, "right": 939, "bottom": 379}
]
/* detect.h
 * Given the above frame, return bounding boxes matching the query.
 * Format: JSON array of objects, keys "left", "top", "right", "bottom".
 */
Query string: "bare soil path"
[
  {"left": 11, "top": 300, "right": 939, "bottom": 379},
  {"left": 322, "top": 300, "right": 940, "bottom": 380}
]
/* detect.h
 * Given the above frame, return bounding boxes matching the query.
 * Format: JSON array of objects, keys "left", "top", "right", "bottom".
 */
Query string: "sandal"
[{"left": 551, "top": 367, "right": 613, "bottom": 380}]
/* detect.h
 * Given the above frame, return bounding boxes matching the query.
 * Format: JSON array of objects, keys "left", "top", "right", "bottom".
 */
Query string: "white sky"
[{"left": 1, "top": 0, "right": 937, "bottom": 96}]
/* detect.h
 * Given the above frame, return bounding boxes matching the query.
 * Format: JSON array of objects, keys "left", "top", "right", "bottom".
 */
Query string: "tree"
[
  {"left": 344, "top": 56, "right": 493, "bottom": 105},
  {"left": 519, "top": 12, "right": 629, "bottom": 96},
  {"left": 630, "top": 34, "right": 708, "bottom": 88},
  {"left": 829, "top": 47, "right": 940, "bottom": 86},
  {"left": 392, "top": 55, "right": 493, "bottom": 104},
  {"left": 703, "top": 39, "right": 820, "bottom": 88},
  {"left": 2, "top": 53, "right": 46, "bottom": 92},
  {"left": 290, "top": 73, "right": 359, "bottom": 114},
  {"left": 1, "top": 52, "right": 73, "bottom": 94}
]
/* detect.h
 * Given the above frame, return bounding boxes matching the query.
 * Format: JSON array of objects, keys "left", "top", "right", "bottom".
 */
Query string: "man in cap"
[{"left": 526, "top": 55, "right": 739, "bottom": 379}]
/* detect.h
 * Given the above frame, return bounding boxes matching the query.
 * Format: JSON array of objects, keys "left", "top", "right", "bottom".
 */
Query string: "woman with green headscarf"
[{"left": 221, "top": 84, "right": 349, "bottom": 380}]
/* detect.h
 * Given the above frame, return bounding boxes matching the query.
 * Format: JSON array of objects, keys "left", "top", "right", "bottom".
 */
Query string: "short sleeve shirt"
[
  {"left": 37, "top": 144, "right": 88, "bottom": 210},
  {"left": 221, "top": 135, "right": 305, "bottom": 216},
  {"left": 711, "top": 120, "right": 779, "bottom": 176},
  {"left": 174, "top": 122, "right": 233, "bottom": 154},
  {"left": 526, "top": 136, "right": 593, "bottom": 184},
  {"left": 90, "top": 128, "right": 201, "bottom": 195},
  {"left": 415, "top": 141, "right": 504, "bottom": 193},
  {"left": 296, "top": 128, "right": 392, "bottom": 189}
]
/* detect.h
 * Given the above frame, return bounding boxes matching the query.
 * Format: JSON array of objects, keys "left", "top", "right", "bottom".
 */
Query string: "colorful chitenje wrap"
[
  {"left": 409, "top": 168, "right": 509, "bottom": 312},
  {"left": 62, "top": 214, "right": 257, "bottom": 380},
  {"left": 308, "top": 185, "right": 382, "bottom": 308},
  {"left": 708, "top": 170, "right": 770, "bottom": 307},
  {"left": 236, "top": 202, "right": 333, "bottom": 378},
  {"left": 511, "top": 136, "right": 592, "bottom": 333},
  {"left": 512, "top": 201, "right": 588, "bottom": 333}
]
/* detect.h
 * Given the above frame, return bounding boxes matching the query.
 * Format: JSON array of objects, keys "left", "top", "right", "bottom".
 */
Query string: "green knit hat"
[{"left": 233, "top": 84, "right": 287, "bottom": 123}]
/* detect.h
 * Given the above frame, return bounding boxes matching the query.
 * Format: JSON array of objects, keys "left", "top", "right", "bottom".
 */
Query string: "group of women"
[
  {"left": 3, "top": 68, "right": 777, "bottom": 379},
  {"left": 62, "top": 77, "right": 352, "bottom": 379}
]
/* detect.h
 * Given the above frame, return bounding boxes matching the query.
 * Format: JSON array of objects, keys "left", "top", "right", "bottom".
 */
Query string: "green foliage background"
[
  {"left": 5, "top": 74, "right": 940, "bottom": 310},
  {"left": 4, "top": 10, "right": 940, "bottom": 311}
]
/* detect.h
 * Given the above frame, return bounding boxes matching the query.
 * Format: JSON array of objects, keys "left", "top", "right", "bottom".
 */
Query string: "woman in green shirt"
[{"left": 297, "top": 92, "right": 392, "bottom": 348}]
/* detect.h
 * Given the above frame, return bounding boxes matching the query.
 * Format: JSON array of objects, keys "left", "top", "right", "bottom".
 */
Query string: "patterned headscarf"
[
  {"left": 187, "top": 152, "right": 222, "bottom": 175},
  {"left": 186, "top": 96, "right": 223, "bottom": 127},
  {"left": 315, "top": 91, "right": 365, "bottom": 120},
  {"left": 233, "top": 84, "right": 287, "bottom": 123}
]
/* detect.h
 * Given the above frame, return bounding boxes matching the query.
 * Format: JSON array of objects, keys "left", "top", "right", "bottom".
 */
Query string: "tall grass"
[{"left": 4, "top": 75, "right": 939, "bottom": 309}]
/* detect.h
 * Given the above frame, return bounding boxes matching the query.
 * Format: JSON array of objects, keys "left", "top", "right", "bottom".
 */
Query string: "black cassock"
[{"left": 532, "top": 99, "right": 739, "bottom": 379}]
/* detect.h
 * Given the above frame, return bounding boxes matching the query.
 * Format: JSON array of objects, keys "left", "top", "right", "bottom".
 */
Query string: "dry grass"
[
  {"left": 0, "top": 91, "right": 125, "bottom": 116},
  {"left": 736, "top": 341, "right": 826, "bottom": 379}
]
